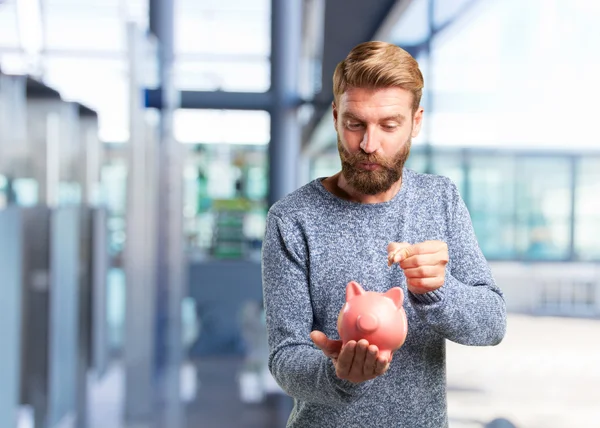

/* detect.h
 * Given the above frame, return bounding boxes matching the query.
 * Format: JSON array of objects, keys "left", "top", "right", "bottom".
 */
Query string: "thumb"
[
  {"left": 388, "top": 242, "right": 413, "bottom": 266},
  {"left": 310, "top": 331, "right": 342, "bottom": 358}
]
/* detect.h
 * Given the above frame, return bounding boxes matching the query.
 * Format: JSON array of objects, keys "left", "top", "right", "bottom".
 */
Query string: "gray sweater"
[{"left": 261, "top": 168, "right": 506, "bottom": 428}]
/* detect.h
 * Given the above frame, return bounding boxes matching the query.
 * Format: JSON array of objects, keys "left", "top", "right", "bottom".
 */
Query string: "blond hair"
[{"left": 333, "top": 41, "right": 424, "bottom": 113}]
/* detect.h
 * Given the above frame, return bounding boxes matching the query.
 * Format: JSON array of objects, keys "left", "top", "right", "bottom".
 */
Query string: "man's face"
[{"left": 333, "top": 87, "right": 423, "bottom": 195}]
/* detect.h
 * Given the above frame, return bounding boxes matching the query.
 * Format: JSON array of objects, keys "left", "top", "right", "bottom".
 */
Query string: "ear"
[
  {"left": 384, "top": 287, "right": 404, "bottom": 309},
  {"left": 411, "top": 106, "right": 424, "bottom": 138},
  {"left": 346, "top": 281, "right": 365, "bottom": 301},
  {"left": 332, "top": 102, "right": 338, "bottom": 129}
]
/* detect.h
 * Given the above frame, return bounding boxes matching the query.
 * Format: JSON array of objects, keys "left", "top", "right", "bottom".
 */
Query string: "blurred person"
[{"left": 262, "top": 41, "right": 506, "bottom": 427}]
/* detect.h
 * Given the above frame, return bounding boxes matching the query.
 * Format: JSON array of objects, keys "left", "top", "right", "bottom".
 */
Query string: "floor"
[
  {"left": 187, "top": 314, "right": 600, "bottom": 428},
  {"left": 84, "top": 313, "right": 600, "bottom": 428},
  {"left": 446, "top": 314, "right": 600, "bottom": 428},
  {"left": 186, "top": 357, "right": 292, "bottom": 428}
]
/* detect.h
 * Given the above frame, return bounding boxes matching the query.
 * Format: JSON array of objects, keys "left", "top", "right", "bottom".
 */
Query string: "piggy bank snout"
[{"left": 356, "top": 313, "right": 379, "bottom": 333}]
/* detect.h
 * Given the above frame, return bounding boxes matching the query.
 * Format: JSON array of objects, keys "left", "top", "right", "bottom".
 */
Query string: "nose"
[
  {"left": 359, "top": 126, "right": 381, "bottom": 154},
  {"left": 357, "top": 313, "right": 379, "bottom": 333}
]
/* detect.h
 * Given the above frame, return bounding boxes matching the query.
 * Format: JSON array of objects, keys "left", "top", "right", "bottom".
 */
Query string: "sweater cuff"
[{"left": 408, "top": 286, "right": 446, "bottom": 304}]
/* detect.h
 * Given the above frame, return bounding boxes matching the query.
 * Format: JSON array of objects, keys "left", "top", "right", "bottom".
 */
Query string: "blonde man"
[{"left": 262, "top": 41, "right": 506, "bottom": 427}]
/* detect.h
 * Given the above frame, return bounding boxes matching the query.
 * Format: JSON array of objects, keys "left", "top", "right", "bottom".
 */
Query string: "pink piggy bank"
[{"left": 337, "top": 281, "right": 408, "bottom": 361}]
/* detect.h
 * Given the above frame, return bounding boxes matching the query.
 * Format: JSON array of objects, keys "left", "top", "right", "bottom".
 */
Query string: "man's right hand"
[{"left": 310, "top": 331, "right": 391, "bottom": 384}]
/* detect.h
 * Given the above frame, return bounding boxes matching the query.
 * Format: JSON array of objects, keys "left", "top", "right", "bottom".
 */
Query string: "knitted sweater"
[{"left": 261, "top": 168, "right": 506, "bottom": 428}]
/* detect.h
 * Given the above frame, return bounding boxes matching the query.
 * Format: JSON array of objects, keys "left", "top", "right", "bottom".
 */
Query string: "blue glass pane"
[
  {"left": 467, "top": 155, "right": 516, "bottom": 259},
  {"left": 515, "top": 157, "right": 572, "bottom": 260},
  {"left": 575, "top": 157, "right": 600, "bottom": 260}
]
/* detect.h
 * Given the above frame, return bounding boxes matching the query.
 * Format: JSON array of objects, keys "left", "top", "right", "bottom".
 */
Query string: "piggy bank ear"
[
  {"left": 384, "top": 287, "right": 404, "bottom": 309},
  {"left": 346, "top": 281, "right": 365, "bottom": 301}
]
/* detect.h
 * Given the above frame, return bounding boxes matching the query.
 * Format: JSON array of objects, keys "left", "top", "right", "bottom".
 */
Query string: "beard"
[{"left": 337, "top": 135, "right": 411, "bottom": 195}]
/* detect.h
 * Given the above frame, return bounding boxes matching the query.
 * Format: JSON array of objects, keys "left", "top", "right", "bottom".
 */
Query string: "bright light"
[{"left": 16, "top": 0, "right": 43, "bottom": 57}]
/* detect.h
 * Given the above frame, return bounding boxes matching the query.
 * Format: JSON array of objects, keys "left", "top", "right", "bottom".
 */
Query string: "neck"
[{"left": 322, "top": 172, "right": 403, "bottom": 204}]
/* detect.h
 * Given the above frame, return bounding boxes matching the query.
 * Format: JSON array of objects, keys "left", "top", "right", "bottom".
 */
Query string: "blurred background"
[{"left": 0, "top": 0, "right": 599, "bottom": 427}]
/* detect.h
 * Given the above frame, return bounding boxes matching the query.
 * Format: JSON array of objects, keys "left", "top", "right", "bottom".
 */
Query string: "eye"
[
  {"left": 382, "top": 123, "right": 398, "bottom": 131},
  {"left": 346, "top": 122, "right": 364, "bottom": 131}
]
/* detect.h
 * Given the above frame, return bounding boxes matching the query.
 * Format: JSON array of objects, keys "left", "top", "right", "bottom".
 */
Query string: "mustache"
[{"left": 341, "top": 150, "right": 394, "bottom": 169}]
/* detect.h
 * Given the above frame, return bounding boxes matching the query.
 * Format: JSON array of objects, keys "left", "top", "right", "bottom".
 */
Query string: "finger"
[
  {"left": 375, "top": 355, "right": 390, "bottom": 376},
  {"left": 310, "top": 331, "right": 342, "bottom": 358},
  {"left": 399, "top": 253, "right": 445, "bottom": 269},
  {"left": 403, "top": 265, "right": 442, "bottom": 279},
  {"left": 363, "top": 344, "right": 379, "bottom": 375},
  {"left": 394, "top": 241, "right": 449, "bottom": 264},
  {"left": 349, "top": 339, "right": 369, "bottom": 378},
  {"left": 336, "top": 341, "right": 356, "bottom": 378},
  {"left": 387, "top": 242, "right": 412, "bottom": 266},
  {"left": 407, "top": 276, "right": 445, "bottom": 292},
  {"left": 407, "top": 241, "right": 448, "bottom": 258}
]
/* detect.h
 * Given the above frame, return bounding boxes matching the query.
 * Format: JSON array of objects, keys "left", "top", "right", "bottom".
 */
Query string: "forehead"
[{"left": 338, "top": 87, "right": 413, "bottom": 118}]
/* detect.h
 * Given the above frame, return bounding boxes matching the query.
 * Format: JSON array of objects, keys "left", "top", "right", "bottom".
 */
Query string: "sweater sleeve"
[
  {"left": 407, "top": 181, "right": 507, "bottom": 346},
  {"left": 262, "top": 210, "right": 375, "bottom": 406}
]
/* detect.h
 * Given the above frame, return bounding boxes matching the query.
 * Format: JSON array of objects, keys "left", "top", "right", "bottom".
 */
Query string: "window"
[
  {"left": 575, "top": 157, "right": 600, "bottom": 260},
  {"left": 515, "top": 157, "right": 572, "bottom": 260},
  {"left": 468, "top": 155, "right": 517, "bottom": 259}
]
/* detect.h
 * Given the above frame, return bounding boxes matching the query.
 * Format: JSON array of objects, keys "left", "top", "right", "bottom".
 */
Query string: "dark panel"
[
  {"left": 188, "top": 260, "right": 263, "bottom": 356},
  {"left": 26, "top": 77, "right": 61, "bottom": 100},
  {"left": 48, "top": 207, "right": 80, "bottom": 426},
  {"left": 145, "top": 89, "right": 273, "bottom": 111},
  {"left": 78, "top": 104, "right": 98, "bottom": 117},
  {"left": 0, "top": 208, "right": 23, "bottom": 428},
  {"left": 20, "top": 207, "right": 52, "bottom": 427}
]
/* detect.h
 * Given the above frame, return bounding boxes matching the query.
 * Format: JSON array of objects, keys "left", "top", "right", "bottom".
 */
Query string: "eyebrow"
[{"left": 341, "top": 112, "right": 406, "bottom": 123}]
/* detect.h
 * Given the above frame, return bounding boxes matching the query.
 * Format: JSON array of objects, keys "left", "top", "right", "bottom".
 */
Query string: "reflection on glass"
[
  {"left": 309, "top": 153, "right": 340, "bottom": 181},
  {"left": 0, "top": 174, "right": 6, "bottom": 208},
  {"left": 468, "top": 155, "right": 516, "bottom": 259},
  {"left": 405, "top": 151, "right": 427, "bottom": 173},
  {"left": 183, "top": 143, "right": 268, "bottom": 260},
  {"left": 12, "top": 178, "right": 39, "bottom": 207},
  {"left": 515, "top": 157, "right": 571, "bottom": 260},
  {"left": 431, "top": 152, "right": 464, "bottom": 195},
  {"left": 575, "top": 158, "right": 600, "bottom": 260}
]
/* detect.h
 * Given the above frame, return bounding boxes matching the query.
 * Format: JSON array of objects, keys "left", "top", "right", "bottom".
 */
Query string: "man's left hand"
[{"left": 387, "top": 240, "right": 449, "bottom": 294}]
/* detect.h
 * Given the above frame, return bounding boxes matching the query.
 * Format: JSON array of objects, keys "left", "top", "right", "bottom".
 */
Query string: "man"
[{"left": 261, "top": 41, "right": 506, "bottom": 427}]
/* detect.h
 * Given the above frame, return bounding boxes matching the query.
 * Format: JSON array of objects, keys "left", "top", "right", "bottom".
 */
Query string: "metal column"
[
  {"left": 150, "top": 0, "right": 185, "bottom": 425},
  {"left": 124, "top": 23, "right": 158, "bottom": 424},
  {"left": 269, "top": 0, "right": 303, "bottom": 206}
]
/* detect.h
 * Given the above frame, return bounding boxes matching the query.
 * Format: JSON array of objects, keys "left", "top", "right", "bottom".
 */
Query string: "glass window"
[
  {"left": 175, "top": 0, "right": 271, "bottom": 93},
  {"left": 42, "top": 56, "right": 129, "bottom": 142},
  {"left": 431, "top": 151, "right": 464, "bottom": 195},
  {"left": 0, "top": 174, "right": 7, "bottom": 208},
  {"left": 183, "top": 143, "right": 268, "bottom": 260},
  {"left": 575, "top": 157, "right": 600, "bottom": 260},
  {"left": 176, "top": 0, "right": 270, "bottom": 54},
  {"left": 310, "top": 152, "right": 340, "bottom": 181},
  {"left": 515, "top": 157, "right": 572, "bottom": 260},
  {"left": 175, "top": 58, "right": 270, "bottom": 92},
  {"left": 389, "top": 0, "right": 430, "bottom": 45},
  {"left": 424, "top": 0, "right": 600, "bottom": 150},
  {"left": 45, "top": 8, "right": 125, "bottom": 52},
  {"left": 405, "top": 149, "right": 427, "bottom": 173},
  {"left": 0, "top": 3, "right": 20, "bottom": 48},
  {"left": 174, "top": 109, "right": 270, "bottom": 145},
  {"left": 468, "top": 155, "right": 517, "bottom": 259}
]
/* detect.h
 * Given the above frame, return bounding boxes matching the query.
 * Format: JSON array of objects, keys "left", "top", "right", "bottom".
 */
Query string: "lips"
[{"left": 357, "top": 162, "right": 381, "bottom": 171}]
